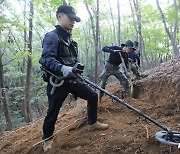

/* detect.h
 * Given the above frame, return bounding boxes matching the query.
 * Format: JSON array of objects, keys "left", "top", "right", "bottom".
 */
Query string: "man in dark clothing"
[
  {"left": 128, "top": 41, "right": 141, "bottom": 80},
  {"left": 134, "top": 41, "right": 140, "bottom": 58},
  {"left": 40, "top": 5, "right": 108, "bottom": 151},
  {"left": 99, "top": 40, "right": 134, "bottom": 100}
]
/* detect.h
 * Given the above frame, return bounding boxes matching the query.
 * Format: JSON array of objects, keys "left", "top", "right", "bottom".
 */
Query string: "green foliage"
[
  {"left": 141, "top": 5, "right": 160, "bottom": 22},
  {"left": 84, "top": 0, "right": 94, "bottom": 4}
]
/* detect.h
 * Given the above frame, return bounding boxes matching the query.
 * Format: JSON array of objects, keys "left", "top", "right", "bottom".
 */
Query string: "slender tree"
[
  {"left": 129, "top": 0, "right": 149, "bottom": 69},
  {"left": 108, "top": 0, "right": 116, "bottom": 44},
  {"left": 95, "top": 0, "right": 100, "bottom": 83},
  {"left": 156, "top": 0, "right": 179, "bottom": 58},
  {"left": 24, "top": 0, "right": 34, "bottom": 122},
  {"left": 0, "top": 98, "right": 2, "bottom": 132},
  {"left": 0, "top": 48, "right": 12, "bottom": 131},
  {"left": 85, "top": 1, "right": 100, "bottom": 83},
  {"left": 117, "top": 0, "right": 121, "bottom": 45},
  {"left": 22, "top": 0, "right": 28, "bottom": 121}
]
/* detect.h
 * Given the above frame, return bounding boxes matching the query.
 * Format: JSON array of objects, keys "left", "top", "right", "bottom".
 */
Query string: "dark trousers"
[{"left": 42, "top": 79, "right": 98, "bottom": 140}]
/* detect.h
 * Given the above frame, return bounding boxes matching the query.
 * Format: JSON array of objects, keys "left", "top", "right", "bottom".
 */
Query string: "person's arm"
[
  {"left": 102, "top": 45, "right": 122, "bottom": 53},
  {"left": 135, "top": 52, "right": 140, "bottom": 66},
  {"left": 41, "top": 32, "right": 63, "bottom": 74}
]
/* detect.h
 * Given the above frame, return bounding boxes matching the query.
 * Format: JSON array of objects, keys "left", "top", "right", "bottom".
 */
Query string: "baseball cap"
[
  {"left": 125, "top": 40, "right": 134, "bottom": 48},
  {"left": 56, "top": 5, "right": 81, "bottom": 22}
]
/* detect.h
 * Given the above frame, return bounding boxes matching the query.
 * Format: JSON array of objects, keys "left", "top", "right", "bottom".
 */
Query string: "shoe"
[
  {"left": 43, "top": 139, "right": 53, "bottom": 152},
  {"left": 88, "top": 121, "right": 109, "bottom": 131}
]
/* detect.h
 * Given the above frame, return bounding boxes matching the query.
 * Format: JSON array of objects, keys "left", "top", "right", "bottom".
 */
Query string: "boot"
[
  {"left": 43, "top": 138, "right": 53, "bottom": 152},
  {"left": 88, "top": 121, "right": 109, "bottom": 131}
]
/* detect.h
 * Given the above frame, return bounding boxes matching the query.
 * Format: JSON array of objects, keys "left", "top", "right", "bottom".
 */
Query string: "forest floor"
[{"left": 0, "top": 58, "right": 180, "bottom": 154}]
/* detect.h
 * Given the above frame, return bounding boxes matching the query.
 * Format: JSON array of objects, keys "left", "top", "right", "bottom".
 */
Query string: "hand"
[
  {"left": 60, "top": 65, "right": 74, "bottom": 78},
  {"left": 114, "top": 50, "right": 121, "bottom": 53},
  {"left": 128, "top": 58, "right": 133, "bottom": 63}
]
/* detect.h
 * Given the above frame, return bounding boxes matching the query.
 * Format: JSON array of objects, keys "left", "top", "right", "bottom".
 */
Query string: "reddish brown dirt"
[{"left": 0, "top": 58, "right": 180, "bottom": 154}]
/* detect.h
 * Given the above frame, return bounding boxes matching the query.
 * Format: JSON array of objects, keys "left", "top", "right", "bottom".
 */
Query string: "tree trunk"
[
  {"left": 85, "top": 2, "right": 100, "bottom": 83},
  {"left": 0, "top": 59, "right": 2, "bottom": 132},
  {"left": 95, "top": 0, "right": 100, "bottom": 83},
  {"left": 117, "top": 0, "right": 121, "bottom": 45},
  {"left": 82, "top": 24, "right": 90, "bottom": 77},
  {"left": 0, "top": 49, "right": 12, "bottom": 131},
  {"left": 0, "top": 97, "right": 2, "bottom": 133},
  {"left": 21, "top": 0, "right": 27, "bottom": 121},
  {"left": 108, "top": 0, "right": 116, "bottom": 44},
  {"left": 24, "top": 0, "right": 34, "bottom": 123},
  {"left": 129, "top": 0, "right": 149, "bottom": 70},
  {"left": 156, "top": 0, "right": 179, "bottom": 58}
]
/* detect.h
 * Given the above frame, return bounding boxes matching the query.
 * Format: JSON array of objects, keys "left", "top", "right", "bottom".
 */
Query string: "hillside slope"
[{"left": 0, "top": 58, "right": 180, "bottom": 154}]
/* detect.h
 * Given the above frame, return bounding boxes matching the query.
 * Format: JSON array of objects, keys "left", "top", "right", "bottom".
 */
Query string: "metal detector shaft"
[
  {"left": 76, "top": 74, "right": 171, "bottom": 133},
  {"left": 40, "top": 66, "right": 64, "bottom": 81}
]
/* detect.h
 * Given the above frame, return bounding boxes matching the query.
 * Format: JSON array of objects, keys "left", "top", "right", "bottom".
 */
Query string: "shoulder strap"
[{"left": 52, "top": 29, "right": 70, "bottom": 46}]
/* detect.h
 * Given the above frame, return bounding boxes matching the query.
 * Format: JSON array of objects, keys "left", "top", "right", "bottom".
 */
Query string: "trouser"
[
  {"left": 99, "top": 62, "right": 130, "bottom": 95},
  {"left": 43, "top": 79, "right": 98, "bottom": 140}
]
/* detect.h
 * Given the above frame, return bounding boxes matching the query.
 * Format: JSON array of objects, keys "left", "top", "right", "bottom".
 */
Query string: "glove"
[
  {"left": 114, "top": 50, "right": 121, "bottom": 53},
  {"left": 60, "top": 65, "right": 74, "bottom": 78},
  {"left": 128, "top": 58, "right": 133, "bottom": 63}
]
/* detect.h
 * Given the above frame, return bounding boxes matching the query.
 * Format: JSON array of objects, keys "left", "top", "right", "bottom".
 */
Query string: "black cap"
[
  {"left": 125, "top": 40, "right": 134, "bottom": 48},
  {"left": 56, "top": 5, "right": 81, "bottom": 22},
  {"left": 134, "top": 41, "right": 139, "bottom": 46}
]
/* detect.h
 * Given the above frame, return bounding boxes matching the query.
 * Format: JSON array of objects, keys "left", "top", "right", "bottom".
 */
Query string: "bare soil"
[{"left": 0, "top": 58, "right": 180, "bottom": 154}]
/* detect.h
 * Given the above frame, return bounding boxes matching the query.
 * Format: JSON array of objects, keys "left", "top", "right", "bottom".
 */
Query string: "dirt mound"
[
  {"left": 0, "top": 58, "right": 180, "bottom": 154},
  {"left": 133, "top": 58, "right": 180, "bottom": 106}
]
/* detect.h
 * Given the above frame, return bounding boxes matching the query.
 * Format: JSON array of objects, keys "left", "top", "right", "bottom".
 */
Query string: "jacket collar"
[{"left": 55, "top": 25, "right": 72, "bottom": 43}]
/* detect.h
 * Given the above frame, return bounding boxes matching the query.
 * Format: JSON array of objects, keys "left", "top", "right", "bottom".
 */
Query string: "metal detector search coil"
[{"left": 155, "top": 131, "right": 180, "bottom": 147}]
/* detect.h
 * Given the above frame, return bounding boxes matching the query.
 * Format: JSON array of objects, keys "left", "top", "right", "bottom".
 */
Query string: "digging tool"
[
  {"left": 118, "top": 52, "right": 133, "bottom": 96},
  {"left": 40, "top": 62, "right": 180, "bottom": 148},
  {"left": 128, "top": 60, "right": 133, "bottom": 97}
]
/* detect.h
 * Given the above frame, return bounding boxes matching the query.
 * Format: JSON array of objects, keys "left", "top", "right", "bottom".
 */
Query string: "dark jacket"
[
  {"left": 102, "top": 45, "right": 128, "bottom": 68},
  {"left": 128, "top": 49, "right": 140, "bottom": 66},
  {"left": 40, "top": 25, "right": 79, "bottom": 75}
]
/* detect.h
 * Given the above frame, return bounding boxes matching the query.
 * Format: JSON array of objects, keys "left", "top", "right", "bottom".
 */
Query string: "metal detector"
[
  {"left": 40, "top": 62, "right": 180, "bottom": 148},
  {"left": 75, "top": 74, "right": 180, "bottom": 148}
]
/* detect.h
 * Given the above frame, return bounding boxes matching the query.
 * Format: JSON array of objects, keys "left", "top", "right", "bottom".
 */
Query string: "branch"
[
  {"left": 129, "top": 0, "right": 138, "bottom": 33},
  {"left": 156, "top": 0, "right": 173, "bottom": 41},
  {"left": 85, "top": 3, "right": 96, "bottom": 41},
  {"left": 173, "top": 0, "right": 178, "bottom": 41},
  {"left": 0, "top": 0, "right": 4, "bottom": 5}
]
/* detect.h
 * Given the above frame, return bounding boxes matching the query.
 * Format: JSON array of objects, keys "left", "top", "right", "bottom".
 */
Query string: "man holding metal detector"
[
  {"left": 99, "top": 40, "right": 134, "bottom": 101},
  {"left": 39, "top": 5, "right": 108, "bottom": 152}
]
